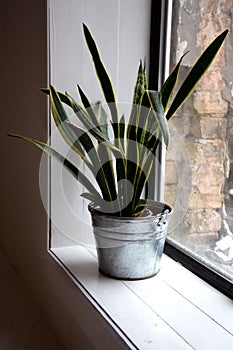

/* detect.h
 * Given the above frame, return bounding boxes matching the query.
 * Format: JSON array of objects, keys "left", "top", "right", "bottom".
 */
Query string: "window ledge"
[{"left": 51, "top": 246, "right": 233, "bottom": 350}]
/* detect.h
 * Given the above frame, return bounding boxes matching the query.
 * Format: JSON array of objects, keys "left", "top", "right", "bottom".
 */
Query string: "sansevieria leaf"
[
  {"left": 83, "top": 23, "right": 118, "bottom": 127},
  {"left": 9, "top": 26, "right": 228, "bottom": 217},
  {"left": 8, "top": 133, "right": 103, "bottom": 205},
  {"left": 96, "top": 101, "right": 109, "bottom": 139},
  {"left": 130, "top": 151, "right": 154, "bottom": 215},
  {"left": 147, "top": 90, "right": 170, "bottom": 148},
  {"left": 64, "top": 93, "right": 119, "bottom": 152},
  {"left": 77, "top": 85, "right": 99, "bottom": 126},
  {"left": 132, "top": 60, "right": 148, "bottom": 106},
  {"left": 40, "top": 87, "right": 72, "bottom": 107},
  {"left": 166, "top": 29, "right": 228, "bottom": 120},
  {"left": 63, "top": 123, "right": 114, "bottom": 202},
  {"left": 160, "top": 52, "right": 188, "bottom": 111},
  {"left": 49, "top": 85, "right": 87, "bottom": 161}
]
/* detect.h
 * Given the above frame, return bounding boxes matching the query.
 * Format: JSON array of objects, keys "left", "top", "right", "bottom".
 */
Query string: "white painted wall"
[
  {"left": 1, "top": 0, "right": 151, "bottom": 348},
  {"left": 49, "top": 0, "right": 152, "bottom": 247},
  {"left": 50, "top": 0, "right": 151, "bottom": 100}
]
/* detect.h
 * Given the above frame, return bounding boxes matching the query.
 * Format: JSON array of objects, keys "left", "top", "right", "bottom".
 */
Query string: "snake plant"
[{"left": 9, "top": 24, "right": 228, "bottom": 217}]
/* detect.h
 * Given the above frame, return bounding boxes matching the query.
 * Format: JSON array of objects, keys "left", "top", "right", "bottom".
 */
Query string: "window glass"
[{"left": 165, "top": 0, "right": 233, "bottom": 282}]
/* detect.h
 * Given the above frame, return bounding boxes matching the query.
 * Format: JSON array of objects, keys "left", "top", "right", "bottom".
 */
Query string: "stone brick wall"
[{"left": 165, "top": 0, "right": 233, "bottom": 250}]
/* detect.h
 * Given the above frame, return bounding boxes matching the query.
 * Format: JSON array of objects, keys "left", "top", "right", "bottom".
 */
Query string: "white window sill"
[{"left": 51, "top": 246, "right": 233, "bottom": 350}]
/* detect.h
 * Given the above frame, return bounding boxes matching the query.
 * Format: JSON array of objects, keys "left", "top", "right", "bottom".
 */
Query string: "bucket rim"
[{"left": 88, "top": 199, "right": 172, "bottom": 222}]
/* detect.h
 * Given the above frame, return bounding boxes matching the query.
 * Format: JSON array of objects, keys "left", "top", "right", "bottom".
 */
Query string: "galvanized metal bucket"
[{"left": 88, "top": 200, "right": 172, "bottom": 280}]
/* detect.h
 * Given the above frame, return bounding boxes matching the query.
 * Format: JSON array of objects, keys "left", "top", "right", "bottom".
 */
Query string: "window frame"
[
  {"left": 164, "top": 243, "right": 233, "bottom": 299},
  {"left": 45, "top": 1, "right": 232, "bottom": 346},
  {"left": 48, "top": 0, "right": 233, "bottom": 301},
  {"left": 149, "top": 0, "right": 233, "bottom": 300},
  {"left": 51, "top": 244, "right": 233, "bottom": 349}
]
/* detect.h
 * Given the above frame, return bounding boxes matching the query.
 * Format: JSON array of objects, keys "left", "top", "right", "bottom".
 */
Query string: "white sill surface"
[{"left": 52, "top": 246, "right": 233, "bottom": 350}]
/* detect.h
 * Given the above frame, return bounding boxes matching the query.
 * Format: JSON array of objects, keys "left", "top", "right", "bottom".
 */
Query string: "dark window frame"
[{"left": 149, "top": 0, "right": 233, "bottom": 300}]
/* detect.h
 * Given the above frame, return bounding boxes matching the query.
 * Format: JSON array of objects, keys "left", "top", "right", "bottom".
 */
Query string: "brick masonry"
[{"left": 165, "top": 0, "right": 233, "bottom": 247}]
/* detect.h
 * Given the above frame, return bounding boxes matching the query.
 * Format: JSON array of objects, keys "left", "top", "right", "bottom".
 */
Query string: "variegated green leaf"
[
  {"left": 77, "top": 85, "right": 99, "bottom": 126},
  {"left": 8, "top": 133, "right": 102, "bottom": 205},
  {"left": 96, "top": 101, "right": 109, "bottom": 139},
  {"left": 49, "top": 85, "right": 89, "bottom": 161},
  {"left": 83, "top": 23, "right": 118, "bottom": 128},
  {"left": 65, "top": 93, "right": 120, "bottom": 152},
  {"left": 137, "top": 94, "right": 155, "bottom": 149},
  {"left": 81, "top": 192, "right": 101, "bottom": 203},
  {"left": 119, "top": 114, "right": 125, "bottom": 151},
  {"left": 132, "top": 59, "right": 148, "bottom": 106},
  {"left": 63, "top": 123, "right": 113, "bottom": 202},
  {"left": 97, "top": 142, "right": 118, "bottom": 201},
  {"left": 40, "top": 87, "right": 73, "bottom": 107},
  {"left": 160, "top": 52, "right": 188, "bottom": 111},
  {"left": 130, "top": 151, "right": 154, "bottom": 213},
  {"left": 127, "top": 60, "right": 148, "bottom": 139},
  {"left": 147, "top": 90, "right": 170, "bottom": 147},
  {"left": 166, "top": 29, "right": 228, "bottom": 121},
  {"left": 13, "top": 27, "right": 227, "bottom": 218}
]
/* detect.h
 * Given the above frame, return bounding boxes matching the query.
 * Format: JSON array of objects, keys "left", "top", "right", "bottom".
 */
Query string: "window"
[
  {"left": 163, "top": 0, "right": 233, "bottom": 297},
  {"left": 38, "top": 1, "right": 233, "bottom": 347},
  {"left": 41, "top": 0, "right": 233, "bottom": 304}
]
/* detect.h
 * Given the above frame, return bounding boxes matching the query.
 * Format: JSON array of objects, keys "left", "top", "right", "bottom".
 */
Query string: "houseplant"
[{"left": 9, "top": 24, "right": 228, "bottom": 279}]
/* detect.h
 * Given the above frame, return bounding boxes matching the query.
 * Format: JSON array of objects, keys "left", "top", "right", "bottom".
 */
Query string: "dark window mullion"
[
  {"left": 148, "top": 0, "right": 172, "bottom": 201},
  {"left": 164, "top": 243, "right": 233, "bottom": 299}
]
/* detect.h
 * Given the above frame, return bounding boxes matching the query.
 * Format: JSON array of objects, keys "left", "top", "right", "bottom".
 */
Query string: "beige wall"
[{"left": 1, "top": 0, "right": 49, "bottom": 281}]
